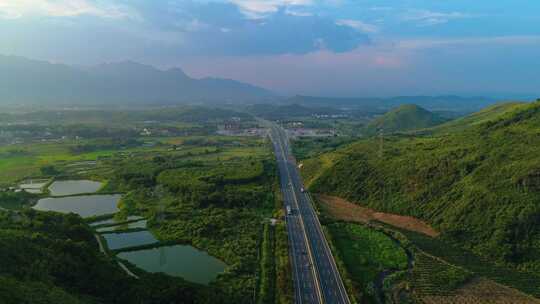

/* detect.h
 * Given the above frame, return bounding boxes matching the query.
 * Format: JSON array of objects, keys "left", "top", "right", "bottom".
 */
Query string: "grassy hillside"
[
  {"left": 430, "top": 101, "right": 529, "bottom": 134},
  {"left": 304, "top": 101, "right": 540, "bottom": 273},
  {"left": 364, "top": 104, "right": 447, "bottom": 136}
]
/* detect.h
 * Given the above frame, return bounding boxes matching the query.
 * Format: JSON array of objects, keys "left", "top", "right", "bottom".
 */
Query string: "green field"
[{"left": 327, "top": 222, "right": 408, "bottom": 303}]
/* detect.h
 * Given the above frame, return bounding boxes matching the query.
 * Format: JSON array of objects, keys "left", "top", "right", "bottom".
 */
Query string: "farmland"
[{"left": 0, "top": 108, "right": 294, "bottom": 303}]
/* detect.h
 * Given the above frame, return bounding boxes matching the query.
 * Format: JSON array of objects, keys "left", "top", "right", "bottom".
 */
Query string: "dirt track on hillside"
[{"left": 317, "top": 194, "right": 440, "bottom": 237}]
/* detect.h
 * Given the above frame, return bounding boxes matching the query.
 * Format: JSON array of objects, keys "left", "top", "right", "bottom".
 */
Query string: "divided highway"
[{"left": 270, "top": 125, "right": 351, "bottom": 304}]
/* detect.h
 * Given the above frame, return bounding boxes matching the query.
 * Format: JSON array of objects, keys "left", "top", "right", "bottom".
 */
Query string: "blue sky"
[{"left": 1, "top": 0, "right": 539, "bottom": 97}]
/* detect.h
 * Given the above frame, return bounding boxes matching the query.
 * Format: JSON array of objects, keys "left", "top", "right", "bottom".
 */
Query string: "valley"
[
  {"left": 1, "top": 99, "right": 540, "bottom": 304},
  {"left": 1, "top": 3, "right": 538, "bottom": 303}
]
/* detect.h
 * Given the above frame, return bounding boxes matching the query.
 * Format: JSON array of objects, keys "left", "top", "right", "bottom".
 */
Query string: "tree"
[{"left": 40, "top": 165, "right": 59, "bottom": 176}]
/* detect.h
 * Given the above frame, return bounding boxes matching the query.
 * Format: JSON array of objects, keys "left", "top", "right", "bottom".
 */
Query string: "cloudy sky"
[{"left": 1, "top": 0, "right": 539, "bottom": 97}]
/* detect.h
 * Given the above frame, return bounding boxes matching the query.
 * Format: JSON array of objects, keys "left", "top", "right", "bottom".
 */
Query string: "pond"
[
  {"left": 33, "top": 194, "right": 121, "bottom": 218},
  {"left": 118, "top": 245, "right": 227, "bottom": 284},
  {"left": 48, "top": 180, "right": 103, "bottom": 196},
  {"left": 90, "top": 215, "right": 144, "bottom": 226},
  {"left": 96, "top": 220, "right": 148, "bottom": 233},
  {"left": 102, "top": 230, "right": 158, "bottom": 250}
]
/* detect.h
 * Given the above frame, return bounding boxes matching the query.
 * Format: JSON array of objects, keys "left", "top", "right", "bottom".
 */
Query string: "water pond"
[
  {"left": 48, "top": 180, "right": 103, "bottom": 196},
  {"left": 90, "top": 215, "right": 144, "bottom": 226},
  {"left": 118, "top": 245, "right": 227, "bottom": 284},
  {"left": 33, "top": 194, "right": 121, "bottom": 218},
  {"left": 102, "top": 230, "right": 158, "bottom": 250},
  {"left": 96, "top": 220, "right": 147, "bottom": 233}
]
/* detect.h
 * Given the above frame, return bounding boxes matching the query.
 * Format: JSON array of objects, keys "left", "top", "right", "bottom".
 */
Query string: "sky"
[{"left": 0, "top": 0, "right": 539, "bottom": 97}]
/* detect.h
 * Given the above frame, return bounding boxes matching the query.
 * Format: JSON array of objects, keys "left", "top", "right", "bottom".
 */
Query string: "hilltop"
[
  {"left": 363, "top": 104, "right": 447, "bottom": 135},
  {"left": 301, "top": 101, "right": 540, "bottom": 274}
]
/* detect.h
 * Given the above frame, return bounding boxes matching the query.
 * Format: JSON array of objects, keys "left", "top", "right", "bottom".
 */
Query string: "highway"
[{"left": 270, "top": 125, "right": 351, "bottom": 304}]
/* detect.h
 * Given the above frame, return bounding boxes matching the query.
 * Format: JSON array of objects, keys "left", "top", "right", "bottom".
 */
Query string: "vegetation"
[
  {"left": 0, "top": 190, "right": 37, "bottom": 210},
  {"left": 90, "top": 133, "right": 284, "bottom": 303},
  {"left": 326, "top": 222, "right": 409, "bottom": 303},
  {"left": 293, "top": 137, "right": 356, "bottom": 160},
  {"left": 0, "top": 210, "right": 220, "bottom": 304},
  {"left": 363, "top": 104, "right": 447, "bottom": 136},
  {"left": 0, "top": 104, "right": 295, "bottom": 303},
  {"left": 304, "top": 103, "right": 540, "bottom": 296}
]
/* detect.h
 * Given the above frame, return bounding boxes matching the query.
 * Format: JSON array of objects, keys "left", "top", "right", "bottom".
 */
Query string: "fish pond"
[
  {"left": 102, "top": 230, "right": 158, "bottom": 250},
  {"left": 48, "top": 180, "right": 103, "bottom": 196},
  {"left": 33, "top": 194, "right": 121, "bottom": 218},
  {"left": 118, "top": 245, "right": 227, "bottom": 284}
]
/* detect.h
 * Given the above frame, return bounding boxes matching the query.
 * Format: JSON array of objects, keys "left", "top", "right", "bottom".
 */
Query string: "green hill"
[
  {"left": 363, "top": 104, "right": 447, "bottom": 135},
  {"left": 303, "top": 101, "right": 540, "bottom": 274}
]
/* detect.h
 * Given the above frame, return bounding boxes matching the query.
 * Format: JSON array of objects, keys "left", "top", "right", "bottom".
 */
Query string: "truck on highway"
[{"left": 286, "top": 205, "right": 292, "bottom": 215}]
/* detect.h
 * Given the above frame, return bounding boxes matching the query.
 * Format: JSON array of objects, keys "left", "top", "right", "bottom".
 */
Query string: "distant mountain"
[
  {"left": 0, "top": 55, "right": 273, "bottom": 105},
  {"left": 364, "top": 104, "right": 447, "bottom": 135},
  {"left": 287, "top": 95, "right": 496, "bottom": 112}
]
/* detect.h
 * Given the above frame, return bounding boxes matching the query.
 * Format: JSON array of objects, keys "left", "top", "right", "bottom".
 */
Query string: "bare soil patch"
[
  {"left": 420, "top": 278, "right": 540, "bottom": 304},
  {"left": 317, "top": 194, "right": 439, "bottom": 237}
]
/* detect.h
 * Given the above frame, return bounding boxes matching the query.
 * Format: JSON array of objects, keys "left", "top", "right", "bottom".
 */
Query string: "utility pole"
[
  {"left": 378, "top": 127, "right": 384, "bottom": 158},
  {"left": 379, "top": 127, "right": 386, "bottom": 208}
]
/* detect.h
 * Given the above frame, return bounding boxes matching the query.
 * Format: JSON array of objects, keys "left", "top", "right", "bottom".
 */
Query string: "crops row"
[{"left": 401, "top": 229, "right": 540, "bottom": 298}]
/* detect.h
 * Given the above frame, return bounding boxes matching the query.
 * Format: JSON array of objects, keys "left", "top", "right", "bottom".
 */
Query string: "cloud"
[
  {"left": 182, "top": 9, "right": 370, "bottom": 55},
  {"left": 397, "top": 36, "right": 540, "bottom": 49},
  {"left": 228, "top": 0, "right": 313, "bottom": 18},
  {"left": 336, "top": 19, "right": 378, "bottom": 33},
  {"left": 0, "top": 0, "right": 132, "bottom": 19},
  {"left": 401, "top": 9, "right": 472, "bottom": 26},
  {"left": 370, "top": 6, "right": 393, "bottom": 11},
  {"left": 127, "top": 2, "right": 370, "bottom": 56}
]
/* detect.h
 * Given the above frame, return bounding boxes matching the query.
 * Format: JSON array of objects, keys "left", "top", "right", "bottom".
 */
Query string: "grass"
[
  {"left": 327, "top": 222, "right": 408, "bottom": 303},
  {"left": 257, "top": 223, "right": 276, "bottom": 304}
]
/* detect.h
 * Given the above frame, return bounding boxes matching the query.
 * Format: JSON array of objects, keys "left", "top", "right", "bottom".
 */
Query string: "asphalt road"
[{"left": 270, "top": 125, "right": 351, "bottom": 304}]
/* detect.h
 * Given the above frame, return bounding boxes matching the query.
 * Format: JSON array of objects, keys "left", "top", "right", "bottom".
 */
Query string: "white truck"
[{"left": 286, "top": 205, "right": 292, "bottom": 215}]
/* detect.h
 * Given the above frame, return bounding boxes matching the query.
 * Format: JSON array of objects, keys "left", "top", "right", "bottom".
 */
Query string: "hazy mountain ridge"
[
  {"left": 0, "top": 55, "right": 273, "bottom": 105},
  {"left": 288, "top": 95, "right": 496, "bottom": 112}
]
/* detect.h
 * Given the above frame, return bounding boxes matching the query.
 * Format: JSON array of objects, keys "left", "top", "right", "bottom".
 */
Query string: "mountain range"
[
  {"left": 0, "top": 55, "right": 273, "bottom": 105},
  {"left": 0, "top": 55, "right": 508, "bottom": 111}
]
